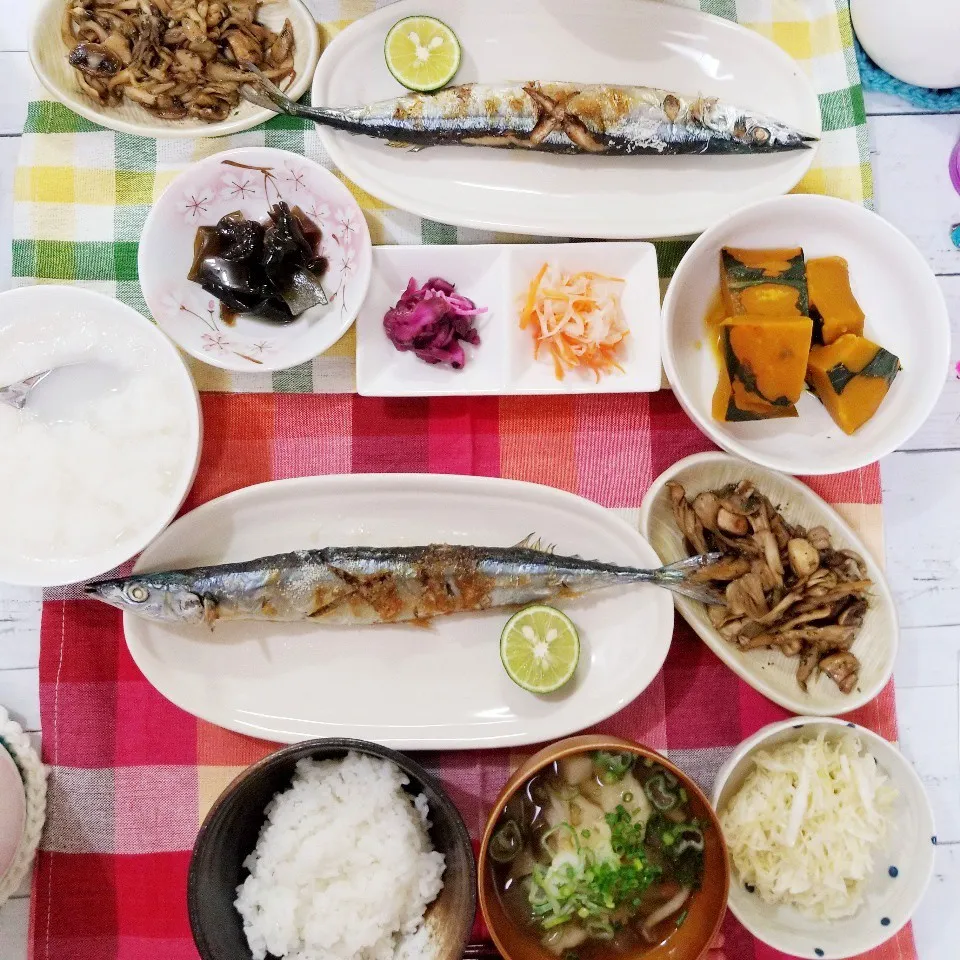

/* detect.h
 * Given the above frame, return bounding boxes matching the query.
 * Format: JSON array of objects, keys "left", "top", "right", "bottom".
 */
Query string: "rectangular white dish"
[{"left": 356, "top": 242, "right": 661, "bottom": 396}]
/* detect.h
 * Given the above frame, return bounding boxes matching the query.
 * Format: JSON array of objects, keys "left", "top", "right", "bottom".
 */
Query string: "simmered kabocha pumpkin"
[
  {"left": 806, "top": 256, "right": 865, "bottom": 345},
  {"left": 806, "top": 333, "right": 901, "bottom": 434},
  {"left": 720, "top": 247, "right": 808, "bottom": 317},
  {"left": 711, "top": 315, "right": 813, "bottom": 421}
]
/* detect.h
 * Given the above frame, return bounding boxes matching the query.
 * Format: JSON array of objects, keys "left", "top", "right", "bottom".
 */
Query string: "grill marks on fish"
[{"left": 241, "top": 72, "right": 816, "bottom": 156}]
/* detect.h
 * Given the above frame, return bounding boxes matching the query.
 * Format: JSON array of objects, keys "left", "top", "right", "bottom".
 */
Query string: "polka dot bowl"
[{"left": 711, "top": 716, "right": 935, "bottom": 960}]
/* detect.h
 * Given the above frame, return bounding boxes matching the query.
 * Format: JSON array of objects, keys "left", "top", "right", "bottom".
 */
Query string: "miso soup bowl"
[{"left": 479, "top": 734, "right": 730, "bottom": 960}]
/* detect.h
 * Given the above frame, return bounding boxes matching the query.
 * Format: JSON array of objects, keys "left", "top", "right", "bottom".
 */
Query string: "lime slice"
[
  {"left": 384, "top": 16, "right": 462, "bottom": 93},
  {"left": 500, "top": 605, "right": 580, "bottom": 694}
]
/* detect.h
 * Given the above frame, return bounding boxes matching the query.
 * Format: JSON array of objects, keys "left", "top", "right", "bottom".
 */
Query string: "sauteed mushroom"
[
  {"left": 62, "top": 0, "right": 296, "bottom": 122},
  {"left": 666, "top": 479, "right": 871, "bottom": 695}
]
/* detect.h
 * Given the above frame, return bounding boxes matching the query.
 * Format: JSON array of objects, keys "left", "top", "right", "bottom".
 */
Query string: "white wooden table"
[{"left": 0, "top": 7, "right": 958, "bottom": 959}]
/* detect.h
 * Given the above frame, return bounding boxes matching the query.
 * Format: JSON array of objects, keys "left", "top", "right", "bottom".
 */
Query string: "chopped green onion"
[
  {"left": 622, "top": 791, "right": 634, "bottom": 803},
  {"left": 581, "top": 828, "right": 591, "bottom": 838},
  {"left": 676, "top": 908, "right": 688, "bottom": 928},
  {"left": 592, "top": 751, "right": 633, "bottom": 783}
]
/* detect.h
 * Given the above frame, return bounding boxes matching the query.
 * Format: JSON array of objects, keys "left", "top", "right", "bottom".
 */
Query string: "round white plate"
[
  {"left": 139, "top": 147, "right": 372, "bottom": 373},
  {"left": 712, "top": 717, "right": 936, "bottom": 960},
  {"left": 122, "top": 473, "right": 674, "bottom": 748},
  {"left": 0, "top": 286, "right": 201, "bottom": 587},
  {"left": 662, "top": 194, "right": 950, "bottom": 475},
  {"left": 638, "top": 452, "right": 897, "bottom": 716},
  {"left": 29, "top": 0, "right": 319, "bottom": 139},
  {"left": 311, "top": 0, "right": 820, "bottom": 239}
]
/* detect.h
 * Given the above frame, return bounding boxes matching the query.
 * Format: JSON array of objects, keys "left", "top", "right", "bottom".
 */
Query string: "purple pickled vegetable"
[{"left": 383, "top": 276, "right": 485, "bottom": 370}]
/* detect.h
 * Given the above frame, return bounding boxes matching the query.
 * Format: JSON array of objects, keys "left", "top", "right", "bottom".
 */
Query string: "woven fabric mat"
[
  {"left": 20, "top": 0, "right": 904, "bottom": 958},
  {"left": 32, "top": 394, "right": 908, "bottom": 960},
  {"left": 12, "top": 0, "right": 871, "bottom": 395}
]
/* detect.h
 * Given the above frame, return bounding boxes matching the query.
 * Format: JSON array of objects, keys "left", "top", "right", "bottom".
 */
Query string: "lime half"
[
  {"left": 385, "top": 16, "right": 461, "bottom": 93},
  {"left": 500, "top": 605, "right": 580, "bottom": 694}
]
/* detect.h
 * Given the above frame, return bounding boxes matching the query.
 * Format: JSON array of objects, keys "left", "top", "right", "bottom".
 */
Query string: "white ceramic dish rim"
[
  {"left": 660, "top": 193, "right": 951, "bottom": 475},
  {"left": 123, "top": 472, "right": 675, "bottom": 748},
  {"left": 711, "top": 715, "right": 936, "bottom": 958},
  {"left": 137, "top": 146, "right": 373, "bottom": 373},
  {"left": 0, "top": 286, "right": 202, "bottom": 587},
  {"left": 637, "top": 450, "right": 898, "bottom": 715},
  {"left": 310, "top": 0, "right": 820, "bottom": 239},
  {"left": 28, "top": 0, "right": 320, "bottom": 139}
]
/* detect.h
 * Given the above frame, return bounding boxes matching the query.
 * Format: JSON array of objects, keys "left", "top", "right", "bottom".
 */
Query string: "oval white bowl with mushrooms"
[{"left": 638, "top": 452, "right": 897, "bottom": 715}]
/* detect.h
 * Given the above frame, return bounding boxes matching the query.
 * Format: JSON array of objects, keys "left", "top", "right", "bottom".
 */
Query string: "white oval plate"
[
  {"left": 30, "top": 0, "right": 319, "bottom": 139},
  {"left": 124, "top": 474, "right": 674, "bottom": 747},
  {"left": 356, "top": 242, "right": 661, "bottom": 396},
  {"left": 638, "top": 452, "right": 896, "bottom": 716},
  {"left": 661, "top": 194, "right": 951, "bottom": 475},
  {"left": 139, "top": 147, "right": 372, "bottom": 373},
  {"left": 310, "top": 0, "right": 820, "bottom": 239},
  {"left": 712, "top": 717, "right": 935, "bottom": 960}
]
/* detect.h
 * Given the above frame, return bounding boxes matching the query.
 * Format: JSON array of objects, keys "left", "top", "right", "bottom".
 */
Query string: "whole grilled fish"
[
  {"left": 242, "top": 73, "right": 815, "bottom": 156},
  {"left": 85, "top": 540, "right": 724, "bottom": 626}
]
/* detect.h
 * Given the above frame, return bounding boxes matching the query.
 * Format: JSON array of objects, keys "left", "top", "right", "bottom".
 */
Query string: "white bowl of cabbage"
[{"left": 712, "top": 716, "right": 934, "bottom": 960}]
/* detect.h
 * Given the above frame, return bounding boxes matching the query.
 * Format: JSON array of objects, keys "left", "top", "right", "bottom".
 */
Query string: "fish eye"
[
  {"left": 752, "top": 126, "right": 770, "bottom": 144},
  {"left": 126, "top": 584, "right": 149, "bottom": 603}
]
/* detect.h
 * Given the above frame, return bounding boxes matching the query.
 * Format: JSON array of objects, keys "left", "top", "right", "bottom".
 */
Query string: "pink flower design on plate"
[
  {"left": 219, "top": 171, "right": 259, "bottom": 202},
  {"left": 330, "top": 245, "right": 356, "bottom": 278},
  {"left": 282, "top": 165, "right": 308, "bottom": 193},
  {"left": 334, "top": 206, "right": 359, "bottom": 240},
  {"left": 202, "top": 333, "right": 232, "bottom": 353},
  {"left": 178, "top": 187, "right": 215, "bottom": 222},
  {"left": 304, "top": 197, "right": 333, "bottom": 229}
]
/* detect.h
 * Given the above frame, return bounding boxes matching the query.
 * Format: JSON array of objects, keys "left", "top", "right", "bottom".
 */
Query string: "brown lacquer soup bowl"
[{"left": 479, "top": 734, "right": 729, "bottom": 960}]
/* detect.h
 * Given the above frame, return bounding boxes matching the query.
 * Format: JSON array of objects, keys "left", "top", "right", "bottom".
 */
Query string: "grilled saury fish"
[
  {"left": 85, "top": 540, "right": 724, "bottom": 625},
  {"left": 242, "top": 74, "right": 816, "bottom": 156}
]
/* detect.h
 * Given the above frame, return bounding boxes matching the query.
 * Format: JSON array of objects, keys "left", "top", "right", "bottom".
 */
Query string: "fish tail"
[
  {"left": 241, "top": 67, "right": 355, "bottom": 130},
  {"left": 616, "top": 553, "right": 726, "bottom": 605}
]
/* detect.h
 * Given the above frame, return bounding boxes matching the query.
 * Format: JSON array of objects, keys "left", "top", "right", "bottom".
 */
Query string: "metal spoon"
[
  {"left": 0, "top": 362, "right": 128, "bottom": 421},
  {"left": 0, "top": 370, "right": 54, "bottom": 411}
]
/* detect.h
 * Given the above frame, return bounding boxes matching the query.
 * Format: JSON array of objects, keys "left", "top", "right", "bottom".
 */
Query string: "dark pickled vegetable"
[
  {"left": 188, "top": 202, "right": 327, "bottom": 325},
  {"left": 644, "top": 774, "right": 678, "bottom": 811},
  {"left": 490, "top": 820, "right": 524, "bottom": 864}
]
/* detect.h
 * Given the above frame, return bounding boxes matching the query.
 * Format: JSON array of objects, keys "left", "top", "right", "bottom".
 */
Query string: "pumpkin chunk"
[
  {"left": 711, "top": 315, "right": 812, "bottom": 421},
  {"left": 720, "top": 247, "right": 808, "bottom": 317},
  {"left": 806, "top": 333, "right": 901, "bottom": 435},
  {"left": 807, "top": 256, "right": 865, "bottom": 345}
]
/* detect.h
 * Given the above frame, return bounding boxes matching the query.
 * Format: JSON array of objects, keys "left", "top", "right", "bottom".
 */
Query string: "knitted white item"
[{"left": 0, "top": 707, "right": 46, "bottom": 907}]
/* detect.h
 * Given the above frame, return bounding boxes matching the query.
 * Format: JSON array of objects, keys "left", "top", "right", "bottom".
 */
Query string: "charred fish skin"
[
  {"left": 84, "top": 543, "right": 725, "bottom": 626},
  {"left": 243, "top": 74, "right": 816, "bottom": 156}
]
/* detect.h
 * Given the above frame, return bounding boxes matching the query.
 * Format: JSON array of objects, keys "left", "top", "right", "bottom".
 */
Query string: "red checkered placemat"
[{"left": 33, "top": 392, "right": 912, "bottom": 960}]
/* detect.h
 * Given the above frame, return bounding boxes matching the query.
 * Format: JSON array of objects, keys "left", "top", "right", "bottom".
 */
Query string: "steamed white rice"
[{"left": 235, "top": 752, "right": 446, "bottom": 960}]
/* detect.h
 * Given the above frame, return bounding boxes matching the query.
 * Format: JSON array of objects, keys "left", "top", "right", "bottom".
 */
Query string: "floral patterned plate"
[{"left": 139, "top": 147, "right": 372, "bottom": 373}]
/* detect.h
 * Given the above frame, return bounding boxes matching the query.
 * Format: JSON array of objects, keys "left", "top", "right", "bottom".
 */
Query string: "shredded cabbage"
[{"left": 719, "top": 732, "right": 898, "bottom": 919}]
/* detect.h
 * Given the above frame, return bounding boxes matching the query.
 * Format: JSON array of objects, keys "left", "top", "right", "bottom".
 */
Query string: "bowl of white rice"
[{"left": 188, "top": 738, "right": 476, "bottom": 960}]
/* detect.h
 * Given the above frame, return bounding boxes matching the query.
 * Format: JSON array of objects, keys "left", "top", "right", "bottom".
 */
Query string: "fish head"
[{"left": 84, "top": 574, "right": 207, "bottom": 624}]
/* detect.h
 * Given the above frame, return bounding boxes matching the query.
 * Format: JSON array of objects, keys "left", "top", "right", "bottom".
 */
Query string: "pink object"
[
  {"left": 0, "top": 746, "right": 25, "bottom": 883},
  {"left": 950, "top": 140, "right": 960, "bottom": 195}
]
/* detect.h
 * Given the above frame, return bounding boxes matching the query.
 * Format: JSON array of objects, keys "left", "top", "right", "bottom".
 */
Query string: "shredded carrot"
[{"left": 519, "top": 263, "right": 629, "bottom": 382}]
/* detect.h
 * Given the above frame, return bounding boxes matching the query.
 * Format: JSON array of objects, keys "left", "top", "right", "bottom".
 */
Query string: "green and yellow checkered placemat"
[{"left": 12, "top": 0, "right": 870, "bottom": 394}]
